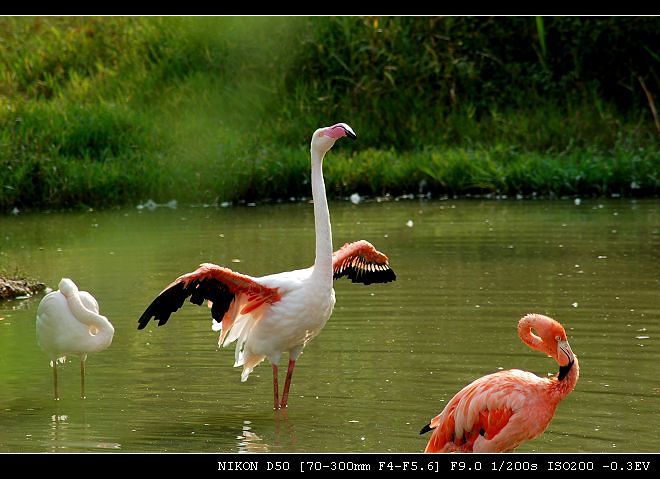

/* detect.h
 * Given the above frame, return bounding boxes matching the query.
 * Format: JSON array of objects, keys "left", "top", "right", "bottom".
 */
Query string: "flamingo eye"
[{"left": 555, "top": 335, "right": 561, "bottom": 341}]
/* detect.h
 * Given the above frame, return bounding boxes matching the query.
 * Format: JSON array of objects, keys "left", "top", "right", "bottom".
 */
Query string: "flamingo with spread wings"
[{"left": 138, "top": 124, "right": 396, "bottom": 409}]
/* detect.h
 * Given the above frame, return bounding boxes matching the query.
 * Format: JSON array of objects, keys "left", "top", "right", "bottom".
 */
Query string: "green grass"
[
  {"left": 214, "top": 143, "right": 658, "bottom": 201},
  {"left": 0, "top": 17, "right": 658, "bottom": 210}
]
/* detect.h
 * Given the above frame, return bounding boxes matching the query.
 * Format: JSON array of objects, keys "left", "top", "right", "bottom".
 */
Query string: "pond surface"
[{"left": 0, "top": 199, "right": 658, "bottom": 452}]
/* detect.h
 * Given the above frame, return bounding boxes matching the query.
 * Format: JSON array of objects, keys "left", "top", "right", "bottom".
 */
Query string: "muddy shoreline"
[{"left": 0, "top": 277, "right": 47, "bottom": 300}]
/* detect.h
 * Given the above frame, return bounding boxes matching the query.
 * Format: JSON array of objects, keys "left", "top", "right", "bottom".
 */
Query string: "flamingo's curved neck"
[
  {"left": 550, "top": 355, "right": 579, "bottom": 402},
  {"left": 518, "top": 316, "right": 579, "bottom": 403},
  {"left": 311, "top": 148, "right": 332, "bottom": 283},
  {"left": 517, "top": 317, "right": 546, "bottom": 355},
  {"left": 64, "top": 291, "right": 114, "bottom": 341}
]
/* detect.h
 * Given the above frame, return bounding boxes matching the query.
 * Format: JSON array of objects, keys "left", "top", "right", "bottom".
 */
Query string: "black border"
[{"left": 1, "top": 452, "right": 658, "bottom": 473}]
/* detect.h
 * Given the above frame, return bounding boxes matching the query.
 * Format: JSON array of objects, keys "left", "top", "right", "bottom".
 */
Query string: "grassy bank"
[{"left": 0, "top": 17, "right": 658, "bottom": 210}]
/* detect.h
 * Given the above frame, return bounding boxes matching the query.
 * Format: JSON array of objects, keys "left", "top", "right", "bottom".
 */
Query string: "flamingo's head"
[
  {"left": 311, "top": 123, "right": 356, "bottom": 156},
  {"left": 519, "top": 313, "right": 575, "bottom": 373},
  {"left": 58, "top": 278, "right": 79, "bottom": 298}
]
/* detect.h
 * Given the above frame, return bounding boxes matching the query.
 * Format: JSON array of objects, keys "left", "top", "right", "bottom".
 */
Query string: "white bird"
[
  {"left": 138, "top": 123, "right": 396, "bottom": 409},
  {"left": 36, "top": 278, "right": 115, "bottom": 400}
]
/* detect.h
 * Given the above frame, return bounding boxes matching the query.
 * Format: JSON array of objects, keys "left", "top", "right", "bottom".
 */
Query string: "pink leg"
[
  {"left": 272, "top": 364, "right": 280, "bottom": 410},
  {"left": 280, "top": 359, "right": 296, "bottom": 408}
]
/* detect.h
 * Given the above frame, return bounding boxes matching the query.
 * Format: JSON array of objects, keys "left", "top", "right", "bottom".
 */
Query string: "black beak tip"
[{"left": 348, "top": 132, "right": 357, "bottom": 140}]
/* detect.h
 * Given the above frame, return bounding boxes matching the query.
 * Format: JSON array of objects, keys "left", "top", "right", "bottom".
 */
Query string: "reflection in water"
[
  {"left": 235, "top": 414, "right": 299, "bottom": 453},
  {"left": 274, "top": 411, "right": 298, "bottom": 451},
  {"left": 48, "top": 414, "right": 68, "bottom": 452},
  {"left": 0, "top": 199, "right": 658, "bottom": 452},
  {"left": 48, "top": 410, "right": 121, "bottom": 451},
  {"left": 237, "top": 420, "right": 269, "bottom": 453}
]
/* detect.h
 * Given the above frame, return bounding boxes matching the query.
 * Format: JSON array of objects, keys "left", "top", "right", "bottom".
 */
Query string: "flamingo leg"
[
  {"left": 272, "top": 364, "right": 280, "bottom": 410},
  {"left": 280, "top": 359, "right": 296, "bottom": 408},
  {"left": 53, "top": 361, "right": 59, "bottom": 401},
  {"left": 80, "top": 358, "right": 86, "bottom": 399}
]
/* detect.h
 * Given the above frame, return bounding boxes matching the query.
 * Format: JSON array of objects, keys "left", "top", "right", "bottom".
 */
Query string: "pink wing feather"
[
  {"left": 137, "top": 263, "right": 281, "bottom": 331},
  {"left": 422, "top": 371, "right": 527, "bottom": 452},
  {"left": 332, "top": 240, "right": 396, "bottom": 284}
]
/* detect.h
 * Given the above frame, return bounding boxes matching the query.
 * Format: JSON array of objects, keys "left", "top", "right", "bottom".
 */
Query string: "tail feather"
[{"left": 420, "top": 423, "right": 434, "bottom": 435}]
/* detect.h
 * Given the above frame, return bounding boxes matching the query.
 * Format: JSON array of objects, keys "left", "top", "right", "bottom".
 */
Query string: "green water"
[{"left": 1, "top": 199, "right": 658, "bottom": 452}]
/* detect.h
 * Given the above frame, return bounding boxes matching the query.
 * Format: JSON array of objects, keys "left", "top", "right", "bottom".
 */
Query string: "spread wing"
[
  {"left": 137, "top": 263, "right": 281, "bottom": 330},
  {"left": 332, "top": 240, "right": 396, "bottom": 285}
]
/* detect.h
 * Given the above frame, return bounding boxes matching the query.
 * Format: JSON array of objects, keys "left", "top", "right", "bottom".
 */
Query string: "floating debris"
[
  {"left": 137, "top": 199, "right": 157, "bottom": 210},
  {"left": 574, "top": 198, "right": 581, "bottom": 206},
  {"left": 137, "top": 199, "right": 178, "bottom": 210},
  {"left": 350, "top": 192, "right": 362, "bottom": 205},
  {"left": 406, "top": 219, "right": 414, "bottom": 228}
]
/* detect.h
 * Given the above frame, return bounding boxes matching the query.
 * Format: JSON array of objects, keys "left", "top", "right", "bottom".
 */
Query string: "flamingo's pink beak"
[
  {"left": 322, "top": 123, "right": 357, "bottom": 140},
  {"left": 557, "top": 340, "right": 574, "bottom": 366}
]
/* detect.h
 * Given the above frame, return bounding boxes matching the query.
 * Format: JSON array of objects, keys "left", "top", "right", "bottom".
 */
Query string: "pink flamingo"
[
  {"left": 138, "top": 123, "right": 396, "bottom": 409},
  {"left": 420, "top": 313, "right": 579, "bottom": 452}
]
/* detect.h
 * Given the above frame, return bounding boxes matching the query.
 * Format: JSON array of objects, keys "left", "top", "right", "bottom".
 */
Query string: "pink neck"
[
  {"left": 517, "top": 316, "right": 548, "bottom": 355},
  {"left": 549, "top": 355, "right": 579, "bottom": 402},
  {"left": 518, "top": 315, "right": 579, "bottom": 402}
]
